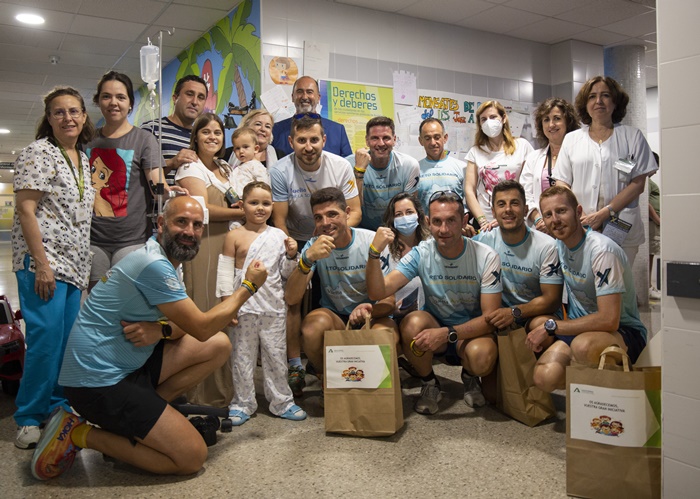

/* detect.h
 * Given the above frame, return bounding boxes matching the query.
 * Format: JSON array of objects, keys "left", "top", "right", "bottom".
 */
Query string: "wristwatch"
[
  {"left": 511, "top": 307, "right": 522, "bottom": 319},
  {"left": 447, "top": 326, "right": 458, "bottom": 344},
  {"left": 544, "top": 319, "right": 558, "bottom": 336},
  {"left": 606, "top": 205, "right": 617, "bottom": 218},
  {"left": 159, "top": 320, "right": 172, "bottom": 340}
]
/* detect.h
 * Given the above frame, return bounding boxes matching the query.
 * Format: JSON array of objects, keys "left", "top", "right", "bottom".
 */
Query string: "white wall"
[
  {"left": 658, "top": 0, "right": 700, "bottom": 495},
  {"left": 262, "top": 0, "right": 554, "bottom": 102}
]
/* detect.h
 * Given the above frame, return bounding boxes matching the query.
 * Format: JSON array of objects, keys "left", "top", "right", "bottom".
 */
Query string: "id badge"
[{"left": 74, "top": 206, "right": 90, "bottom": 223}]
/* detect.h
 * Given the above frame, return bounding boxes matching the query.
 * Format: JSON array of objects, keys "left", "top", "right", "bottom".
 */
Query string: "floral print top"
[{"left": 12, "top": 137, "right": 96, "bottom": 290}]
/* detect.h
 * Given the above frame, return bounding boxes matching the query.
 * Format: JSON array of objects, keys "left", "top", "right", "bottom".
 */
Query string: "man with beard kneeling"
[{"left": 30, "top": 196, "right": 268, "bottom": 480}]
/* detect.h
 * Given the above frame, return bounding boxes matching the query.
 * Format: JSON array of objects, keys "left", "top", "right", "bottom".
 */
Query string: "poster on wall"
[
  {"left": 319, "top": 80, "right": 394, "bottom": 153},
  {"left": 393, "top": 89, "right": 537, "bottom": 160},
  {"left": 132, "top": 0, "right": 261, "bottom": 144},
  {"left": 264, "top": 56, "right": 300, "bottom": 87}
]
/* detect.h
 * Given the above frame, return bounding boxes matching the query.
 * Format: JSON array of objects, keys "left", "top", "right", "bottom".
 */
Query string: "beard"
[{"left": 162, "top": 227, "right": 200, "bottom": 262}]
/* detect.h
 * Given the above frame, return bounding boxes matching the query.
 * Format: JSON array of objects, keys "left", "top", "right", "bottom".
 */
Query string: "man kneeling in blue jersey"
[
  {"left": 367, "top": 191, "right": 502, "bottom": 415},
  {"left": 530, "top": 186, "right": 647, "bottom": 392}
]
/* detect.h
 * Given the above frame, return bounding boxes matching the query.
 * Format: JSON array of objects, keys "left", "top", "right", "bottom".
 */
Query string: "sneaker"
[
  {"left": 228, "top": 409, "right": 250, "bottom": 426},
  {"left": 31, "top": 407, "right": 84, "bottom": 480},
  {"left": 288, "top": 365, "right": 306, "bottom": 398},
  {"left": 649, "top": 286, "right": 661, "bottom": 301},
  {"left": 414, "top": 378, "right": 441, "bottom": 415},
  {"left": 15, "top": 425, "right": 41, "bottom": 449},
  {"left": 461, "top": 370, "right": 486, "bottom": 408},
  {"left": 280, "top": 404, "right": 307, "bottom": 421}
]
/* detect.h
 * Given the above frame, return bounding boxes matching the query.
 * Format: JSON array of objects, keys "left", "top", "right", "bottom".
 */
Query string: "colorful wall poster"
[
  {"left": 394, "top": 89, "right": 537, "bottom": 160},
  {"left": 319, "top": 80, "right": 394, "bottom": 153},
  {"left": 132, "top": 0, "right": 261, "bottom": 145}
]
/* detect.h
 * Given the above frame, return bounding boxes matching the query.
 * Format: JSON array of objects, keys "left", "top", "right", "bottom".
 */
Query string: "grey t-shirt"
[{"left": 86, "top": 127, "right": 164, "bottom": 250}]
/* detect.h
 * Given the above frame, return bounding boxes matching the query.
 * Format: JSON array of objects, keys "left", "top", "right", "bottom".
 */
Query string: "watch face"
[
  {"left": 512, "top": 307, "right": 522, "bottom": 318},
  {"left": 448, "top": 328, "right": 458, "bottom": 343},
  {"left": 545, "top": 319, "right": 556, "bottom": 332}
]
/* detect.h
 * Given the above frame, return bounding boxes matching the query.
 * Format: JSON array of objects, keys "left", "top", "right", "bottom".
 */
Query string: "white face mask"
[{"left": 481, "top": 118, "right": 503, "bottom": 138}]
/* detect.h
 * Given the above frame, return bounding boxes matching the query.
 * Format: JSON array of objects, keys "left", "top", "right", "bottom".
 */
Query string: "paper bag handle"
[
  {"left": 598, "top": 345, "right": 630, "bottom": 372},
  {"left": 345, "top": 315, "right": 372, "bottom": 330}
]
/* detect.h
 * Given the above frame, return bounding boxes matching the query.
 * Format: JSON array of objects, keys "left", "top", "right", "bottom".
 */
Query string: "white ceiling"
[{"left": 0, "top": 0, "right": 657, "bottom": 180}]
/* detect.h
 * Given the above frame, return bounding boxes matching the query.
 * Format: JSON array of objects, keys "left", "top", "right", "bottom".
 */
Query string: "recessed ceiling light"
[
  {"left": 16, "top": 13, "right": 45, "bottom": 25},
  {"left": 0, "top": 129, "right": 10, "bottom": 134}
]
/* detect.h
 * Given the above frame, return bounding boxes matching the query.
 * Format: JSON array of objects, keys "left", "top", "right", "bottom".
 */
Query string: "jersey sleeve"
[
  {"left": 395, "top": 246, "right": 421, "bottom": 281},
  {"left": 539, "top": 242, "right": 564, "bottom": 285},
  {"left": 135, "top": 260, "right": 189, "bottom": 306},
  {"left": 338, "top": 161, "right": 359, "bottom": 199},
  {"left": 270, "top": 166, "right": 289, "bottom": 202},
  {"left": 404, "top": 158, "right": 420, "bottom": 193},
  {"left": 480, "top": 248, "right": 503, "bottom": 294},
  {"left": 591, "top": 250, "right": 626, "bottom": 297}
]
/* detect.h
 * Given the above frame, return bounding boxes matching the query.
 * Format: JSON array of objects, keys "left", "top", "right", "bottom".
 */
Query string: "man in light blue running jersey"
[
  {"left": 35, "top": 197, "right": 266, "bottom": 480},
  {"left": 347, "top": 116, "right": 420, "bottom": 230},
  {"left": 530, "top": 186, "right": 647, "bottom": 394},
  {"left": 417, "top": 118, "right": 467, "bottom": 213},
  {"left": 285, "top": 187, "right": 398, "bottom": 379},
  {"left": 367, "top": 192, "right": 502, "bottom": 415},
  {"left": 473, "top": 180, "right": 563, "bottom": 332}
]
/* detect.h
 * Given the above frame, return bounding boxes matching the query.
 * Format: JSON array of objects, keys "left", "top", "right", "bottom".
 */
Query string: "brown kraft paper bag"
[
  {"left": 566, "top": 346, "right": 661, "bottom": 499},
  {"left": 496, "top": 327, "right": 556, "bottom": 426},
  {"left": 324, "top": 318, "right": 403, "bottom": 437}
]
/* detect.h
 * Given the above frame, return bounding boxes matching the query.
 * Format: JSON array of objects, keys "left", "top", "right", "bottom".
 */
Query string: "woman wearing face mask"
[
  {"left": 520, "top": 97, "right": 579, "bottom": 234},
  {"left": 553, "top": 76, "right": 657, "bottom": 266},
  {"left": 381, "top": 192, "right": 429, "bottom": 323},
  {"left": 465, "top": 100, "right": 533, "bottom": 231}
]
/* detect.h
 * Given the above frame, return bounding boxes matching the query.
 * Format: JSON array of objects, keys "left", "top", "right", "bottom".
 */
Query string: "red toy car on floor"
[{"left": 0, "top": 295, "right": 24, "bottom": 396}]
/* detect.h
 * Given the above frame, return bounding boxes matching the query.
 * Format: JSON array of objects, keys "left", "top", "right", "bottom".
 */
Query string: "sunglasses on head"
[
  {"left": 293, "top": 112, "right": 321, "bottom": 120},
  {"left": 429, "top": 190, "right": 463, "bottom": 205}
]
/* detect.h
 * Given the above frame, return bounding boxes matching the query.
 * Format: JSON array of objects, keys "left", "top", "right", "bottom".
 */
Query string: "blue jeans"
[{"left": 13, "top": 255, "right": 81, "bottom": 427}]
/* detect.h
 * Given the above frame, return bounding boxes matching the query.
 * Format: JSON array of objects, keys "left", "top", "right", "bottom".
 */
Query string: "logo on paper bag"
[
  {"left": 590, "top": 415, "right": 625, "bottom": 437},
  {"left": 341, "top": 366, "right": 365, "bottom": 382}
]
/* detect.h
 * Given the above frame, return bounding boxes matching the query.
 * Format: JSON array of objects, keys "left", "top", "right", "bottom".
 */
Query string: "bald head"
[
  {"left": 158, "top": 196, "right": 204, "bottom": 263},
  {"left": 292, "top": 76, "right": 320, "bottom": 114}
]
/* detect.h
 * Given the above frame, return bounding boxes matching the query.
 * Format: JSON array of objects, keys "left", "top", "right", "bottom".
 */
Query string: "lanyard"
[
  {"left": 58, "top": 145, "right": 85, "bottom": 202},
  {"left": 545, "top": 147, "right": 555, "bottom": 187}
]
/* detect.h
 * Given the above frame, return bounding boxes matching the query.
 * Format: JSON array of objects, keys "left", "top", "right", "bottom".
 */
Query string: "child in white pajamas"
[{"left": 216, "top": 181, "right": 306, "bottom": 425}]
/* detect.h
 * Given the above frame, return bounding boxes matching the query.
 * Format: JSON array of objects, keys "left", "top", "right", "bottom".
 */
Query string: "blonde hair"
[{"left": 473, "top": 100, "right": 517, "bottom": 155}]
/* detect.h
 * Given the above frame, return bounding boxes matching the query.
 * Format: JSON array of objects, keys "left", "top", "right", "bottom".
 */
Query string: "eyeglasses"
[
  {"left": 428, "top": 190, "right": 463, "bottom": 205},
  {"left": 293, "top": 112, "right": 321, "bottom": 120},
  {"left": 50, "top": 108, "right": 83, "bottom": 120}
]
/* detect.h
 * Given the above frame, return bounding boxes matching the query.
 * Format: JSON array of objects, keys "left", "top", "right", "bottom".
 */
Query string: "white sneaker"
[
  {"left": 15, "top": 425, "right": 41, "bottom": 449},
  {"left": 649, "top": 287, "right": 661, "bottom": 301}
]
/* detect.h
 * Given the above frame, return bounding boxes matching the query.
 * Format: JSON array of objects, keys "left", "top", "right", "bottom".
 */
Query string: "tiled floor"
[{"left": 0, "top": 242, "right": 660, "bottom": 497}]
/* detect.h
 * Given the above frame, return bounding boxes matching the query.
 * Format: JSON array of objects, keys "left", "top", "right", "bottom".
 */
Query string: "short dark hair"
[
  {"left": 290, "top": 115, "right": 324, "bottom": 138},
  {"left": 310, "top": 187, "right": 346, "bottom": 211},
  {"left": 366, "top": 116, "right": 395, "bottom": 136},
  {"left": 492, "top": 180, "right": 526, "bottom": 207},
  {"left": 575, "top": 76, "right": 629, "bottom": 125},
  {"left": 533, "top": 97, "right": 579, "bottom": 148},
  {"left": 428, "top": 190, "right": 465, "bottom": 217},
  {"left": 418, "top": 117, "right": 444, "bottom": 136},
  {"left": 242, "top": 181, "right": 271, "bottom": 200},
  {"left": 93, "top": 71, "right": 135, "bottom": 111},
  {"left": 539, "top": 185, "right": 579, "bottom": 211},
  {"left": 190, "top": 113, "right": 226, "bottom": 158},
  {"left": 36, "top": 87, "right": 95, "bottom": 145},
  {"left": 174, "top": 75, "right": 208, "bottom": 97}
]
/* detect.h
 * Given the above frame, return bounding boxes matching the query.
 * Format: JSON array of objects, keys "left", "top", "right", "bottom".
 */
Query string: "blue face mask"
[{"left": 394, "top": 213, "right": 419, "bottom": 236}]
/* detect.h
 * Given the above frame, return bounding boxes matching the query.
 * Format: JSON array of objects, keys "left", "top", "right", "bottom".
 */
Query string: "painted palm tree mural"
[{"left": 134, "top": 0, "right": 260, "bottom": 129}]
